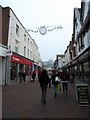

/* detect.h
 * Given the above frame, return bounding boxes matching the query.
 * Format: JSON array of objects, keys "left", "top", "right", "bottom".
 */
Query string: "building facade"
[
  {"left": 0, "top": 6, "right": 42, "bottom": 85},
  {"left": 64, "top": 0, "right": 90, "bottom": 83}
]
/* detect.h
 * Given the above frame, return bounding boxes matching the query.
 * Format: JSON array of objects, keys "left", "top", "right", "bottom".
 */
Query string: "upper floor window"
[
  {"left": 75, "top": 18, "right": 78, "bottom": 28},
  {"left": 27, "top": 49, "right": 29, "bottom": 58},
  {"left": 78, "top": 34, "right": 85, "bottom": 52},
  {"left": 15, "top": 40, "right": 19, "bottom": 53},
  {"left": 24, "top": 34, "right": 26, "bottom": 41},
  {"left": 30, "top": 51, "right": 32, "bottom": 59},
  {"left": 30, "top": 41, "right": 32, "bottom": 45},
  {"left": 16, "top": 24, "right": 19, "bottom": 36},
  {"left": 73, "top": 47, "right": 76, "bottom": 57},
  {"left": 81, "top": 35, "right": 84, "bottom": 49},
  {"left": 28, "top": 38, "right": 30, "bottom": 45},
  {"left": 24, "top": 46, "right": 26, "bottom": 57}
]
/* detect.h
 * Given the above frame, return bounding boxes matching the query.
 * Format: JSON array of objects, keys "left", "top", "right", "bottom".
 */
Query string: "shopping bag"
[
  {"left": 58, "top": 84, "right": 61, "bottom": 91},
  {"left": 55, "top": 76, "right": 60, "bottom": 82}
]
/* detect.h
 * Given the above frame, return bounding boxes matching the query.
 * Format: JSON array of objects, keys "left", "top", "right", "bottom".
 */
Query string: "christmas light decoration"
[{"left": 28, "top": 25, "right": 62, "bottom": 35}]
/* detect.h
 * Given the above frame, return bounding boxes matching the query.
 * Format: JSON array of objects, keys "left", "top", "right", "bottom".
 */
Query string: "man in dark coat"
[
  {"left": 18, "top": 70, "right": 23, "bottom": 83},
  {"left": 60, "top": 69, "right": 70, "bottom": 94},
  {"left": 39, "top": 69, "right": 50, "bottom": 103},
  {"left": 23, "top": 71, "right": 26, "bottom": 82}
]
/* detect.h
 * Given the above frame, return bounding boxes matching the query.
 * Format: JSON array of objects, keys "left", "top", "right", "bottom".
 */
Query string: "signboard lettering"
[{"left": 76, "top": 84, "right": 90, "bottom": 106}]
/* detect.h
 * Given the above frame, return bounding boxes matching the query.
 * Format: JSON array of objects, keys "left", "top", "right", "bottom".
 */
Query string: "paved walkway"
[{"left": 2, "top": 80, "right": 90, "bottom": 118}]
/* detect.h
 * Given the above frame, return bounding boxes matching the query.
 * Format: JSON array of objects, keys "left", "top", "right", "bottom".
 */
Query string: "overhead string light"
[{"left": 28, "top": 25, "right": 62, "bottom": 35}]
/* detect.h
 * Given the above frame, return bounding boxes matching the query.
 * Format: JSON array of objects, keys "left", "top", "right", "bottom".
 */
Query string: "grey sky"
[{"left": 0, "top": 0, "right": 81, "bottom": 61}]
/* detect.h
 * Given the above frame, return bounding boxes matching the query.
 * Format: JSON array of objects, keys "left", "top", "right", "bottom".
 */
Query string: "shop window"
[
  {"left": 84, "top": 62, "right": 89, "bottom": 80},
  {"left": 11, "top": 63, "right": 17, "bottom": 80}
]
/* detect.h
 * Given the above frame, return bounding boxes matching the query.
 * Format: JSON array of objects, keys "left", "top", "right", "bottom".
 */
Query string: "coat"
[
  {"left": 60, "top": 71, "right": 69, "bottom": 81},
  {"left": 52, "top": 74, "right": 60, "bottom": 85},
  {"left": 39, "top": 69, "right": 50, "bottom": 87}
]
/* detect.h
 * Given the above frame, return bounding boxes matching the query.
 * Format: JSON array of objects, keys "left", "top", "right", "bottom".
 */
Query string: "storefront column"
[
  {"left": 5, "top": 56, "right": 11, "bottom": 85},
  {"left": 23, "top": 64, "right": 25, "bottom": 72},
  {"left": 77, "top": 63, "right": 80, "bottom": 81},
  {"left": 81, "top": 63, "right": 84, "bottom": 82},
  {"left": 17, "top": 64, "right": 19, "bottom": 82}
]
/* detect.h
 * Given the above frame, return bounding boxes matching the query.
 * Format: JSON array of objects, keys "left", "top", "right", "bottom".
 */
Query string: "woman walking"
[
  {"left": 52, "top": 70, "right": 60, "bottom": 97},
  {"left": 38, "top": 69, "right": 50, "bottom": 104}
]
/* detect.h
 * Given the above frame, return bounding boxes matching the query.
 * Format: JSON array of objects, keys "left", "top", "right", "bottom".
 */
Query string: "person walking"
[
  {"left": 18, "top": 70, "right": 23, "bottom": 83},
  {"left": 38, "top": 68, "right": 42, "bottom": 79},
  {"left": 23, "top": 71, "right": 26, "bottom": 82},
  {"left": 52, "top": 70, "right": 60, "bottom": 97},
  {"left": 38, "top": 69, "right": 50, "bottom": 104},
  {"left": 60, "top": 69, "right": 70, "bottom": 94},
  {"left": 48, "top": 69, "right": 52, "bottom": 88},
  {"left": 32, "top": 70, "right": 36, "bottom": 82}
]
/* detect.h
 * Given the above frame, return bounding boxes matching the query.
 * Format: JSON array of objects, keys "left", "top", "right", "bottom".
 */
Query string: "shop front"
[
  {"left": 11, "top": 54, "right": 32, "bottom": 81},
  {"left": 65, "top": 46, "right": 90, "bottom": 84}
]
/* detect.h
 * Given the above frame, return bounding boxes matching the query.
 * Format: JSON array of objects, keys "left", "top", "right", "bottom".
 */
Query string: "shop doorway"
[{"left": 11, "top": 62, "right": 18, "bottom": 80}]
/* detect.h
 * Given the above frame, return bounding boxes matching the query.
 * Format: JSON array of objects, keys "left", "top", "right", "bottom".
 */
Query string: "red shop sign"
[{"left": 11, "top": 54, "right": 32, "bottom": 66}]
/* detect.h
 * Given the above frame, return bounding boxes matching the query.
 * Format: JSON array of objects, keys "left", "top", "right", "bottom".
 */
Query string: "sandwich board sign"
[{"left": 76, "top": 84, "right": 90, "bottom": 106}]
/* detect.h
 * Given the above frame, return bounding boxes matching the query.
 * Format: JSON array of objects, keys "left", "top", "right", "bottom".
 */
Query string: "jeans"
[
  {"left": 41, "top": 86, "right": 47, "bottom": 102},
  {"left": 62, "top": 81, "right": 68, "bottom": 93},
  {"left": 48, "top": 79, "right": 51, "bottom": 88},
  {"left": 54, "top": 84, "right": 58, "bottom": 93}
]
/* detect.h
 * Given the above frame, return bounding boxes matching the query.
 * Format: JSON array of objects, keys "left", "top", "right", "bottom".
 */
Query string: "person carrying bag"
[
  {"left": 55, "top": 76, "right": 61, "bottom": 92},
  {"left": 52, "top": 70, "right": 61, "bottom": 97},
  {"left": 58, "top": 84, "right": 61, "bottom": 92}
]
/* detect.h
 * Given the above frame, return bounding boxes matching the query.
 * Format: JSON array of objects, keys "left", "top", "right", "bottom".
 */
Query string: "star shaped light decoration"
[{"left": 28, "top": 25, "right": 62, "bottom": 35}]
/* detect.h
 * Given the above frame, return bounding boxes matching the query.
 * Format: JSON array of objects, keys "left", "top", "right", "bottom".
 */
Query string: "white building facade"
[{"left": 0, "top": 6, "right": 42, "bottom": 85}]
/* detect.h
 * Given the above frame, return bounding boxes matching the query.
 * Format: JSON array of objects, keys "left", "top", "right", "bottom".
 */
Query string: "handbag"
[{"left": 55, "top": 76, "right": 60, "bottom": 82}]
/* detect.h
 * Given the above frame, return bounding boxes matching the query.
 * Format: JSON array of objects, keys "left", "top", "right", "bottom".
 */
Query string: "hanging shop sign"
[
  {"left": 6, "top": 49, "right": 12, "bottom": 56},
  {"left": 76, "top": 84, "right": 90, "bottom": 106}
]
